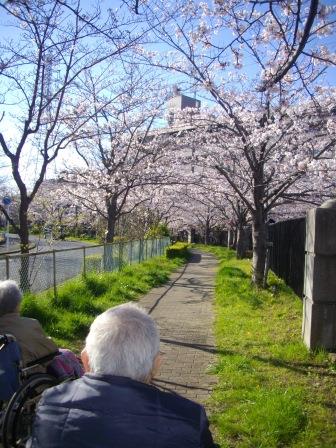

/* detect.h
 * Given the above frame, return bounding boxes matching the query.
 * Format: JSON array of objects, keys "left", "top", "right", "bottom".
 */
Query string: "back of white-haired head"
[
  {"left": 85, "top": 303, "right": 160, "bottom": 382},
  {"left": 0, "top": 280, "right": 22, "bottom": 317}
]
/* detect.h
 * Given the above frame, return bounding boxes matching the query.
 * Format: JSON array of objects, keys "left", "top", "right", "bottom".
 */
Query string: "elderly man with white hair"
[{"left": 29, "top": 303, "right": 215, "bottom": 448}]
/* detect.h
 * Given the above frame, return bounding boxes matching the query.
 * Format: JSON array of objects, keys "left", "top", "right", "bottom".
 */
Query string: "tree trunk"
[
  {"left": 252, "top": 212, "right": 267, "bottom": 287},
  {"left": 18, "top": 199, "right": 30, "bottom": 291},
  {"left": 74, "top": 206, "right": 79, "bottom": 237},
  {"left": 204, "top": 219, "right": 210, "bottom": 245},
  {"left": 187, "top": 227, "right": 195, "bottom": 243},
  {"left": 236, "top": 225, "right": 248, "bottom": 259},
  {"left": 251, "top": 160, "right": 267, "bottom": 287},
  {"left": 232, "top": 228, "right": 237, "bottom": 249},
  {"left": 227, "top": 229, "right": 234, "bottom": 248},
  {"left": 105, "top": 196, "right": 118, "bottom": 243},
  {"left": 106, "top": 216, "right": 116, "bottom": 243}
]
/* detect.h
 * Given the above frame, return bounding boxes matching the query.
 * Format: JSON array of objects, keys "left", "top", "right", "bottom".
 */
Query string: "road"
[{"left": 0, "top": 235, "right": 104, "bottom": 293}]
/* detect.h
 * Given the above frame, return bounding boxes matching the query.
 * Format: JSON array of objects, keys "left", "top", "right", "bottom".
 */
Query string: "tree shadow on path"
[
  {"left": 148, "top": 251, "right": 205, "bottom": 315},
  {"left": 160, "top": 338, "right": 336, "bottom": 379}
]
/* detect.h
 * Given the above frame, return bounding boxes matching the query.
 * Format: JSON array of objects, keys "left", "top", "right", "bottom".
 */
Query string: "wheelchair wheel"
[{"left": 2, "top": 373, "right": 57, "bottom": 448}]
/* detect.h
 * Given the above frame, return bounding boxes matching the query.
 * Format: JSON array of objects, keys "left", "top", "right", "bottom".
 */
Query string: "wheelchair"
[{"left": 0, "top": 334, "right": 73, "bottom": 448}]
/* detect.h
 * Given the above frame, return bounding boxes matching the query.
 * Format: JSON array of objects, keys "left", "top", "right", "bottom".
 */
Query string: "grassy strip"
[
  {"left": 194, "top": 245, "right": 336, "bottom": 448},
  {"left": 22, "top": 255, "right": 185, "bottom": 351},
  {"left": 65, "top": 236, "right": 100, "bottom": 244}
]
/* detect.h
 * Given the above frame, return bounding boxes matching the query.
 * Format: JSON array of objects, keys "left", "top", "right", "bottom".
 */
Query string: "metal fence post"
[
  {"left": 139, "top": 240, "right": 142, "bottom": 263},
  {"left": 6, "top": 256, "right": 9, "bottom": 279},
  {"left": 53, "top": 250, "right": 57, "bottom": 299},
  {"left": 129, "top": 240, "right": 133, "bottom": 265},
  {"left": 119, "top": 242, "right": 122, "bottom": 271},
  {"left": 103, "top": 244, "right": 106, "bottom": 272},
  {"left": 83, "top": 246, "right": 86, "bottom": 277}
]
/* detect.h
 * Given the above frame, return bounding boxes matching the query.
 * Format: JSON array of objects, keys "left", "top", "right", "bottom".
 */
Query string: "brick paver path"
[{"left": 139, "top": 250, "right": 218, "bottom": 404}]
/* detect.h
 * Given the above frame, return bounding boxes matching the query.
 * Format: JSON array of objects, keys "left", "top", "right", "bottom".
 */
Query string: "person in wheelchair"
[
  {"left": 0, "top": 280, "right": 83, "bottom": 380},
  {"left": 0, "top": 280, "right": 58, "bottom": 372},
  {"left": 0, "top": 280, "right": 83, "bottom": 448}
]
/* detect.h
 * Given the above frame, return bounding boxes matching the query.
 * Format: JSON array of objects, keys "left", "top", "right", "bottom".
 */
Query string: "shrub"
[
  {"left": 166, "top": 242, "right": 189, "bottom": 259},
  {"left": 85, "top": 254, "right": 103, "bottom": 273},
  {"left": 113, "top": 236, "right": 128, "bottom": 242},
  {"left": 145, "top": 223, "right": 170, "bottom": 239}
]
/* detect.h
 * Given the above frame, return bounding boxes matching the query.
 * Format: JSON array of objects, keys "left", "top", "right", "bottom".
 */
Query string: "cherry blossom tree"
[
  {"left": 29, "top": 179, "right": 94, "bottom": 239},
  {"left": 61, "top": 68, "right": 177, "bottom": 242},
  {"left": 152, "top": 174, "right": 251, "bottom": 255},
  {"left": 132, "top": 0, "right": 336, "bottom": 94},
  {"left": 178, "top": 195, "right": 224, "bottom": 244},
  {"left": 178, "top": 93, "right": 336, "bottom": 284},
  {"left": 126, "top": 0, "right": 336, "bottom": 286},
  {"left": 0, "top": 0, "right": 141, "bottom": 254}
]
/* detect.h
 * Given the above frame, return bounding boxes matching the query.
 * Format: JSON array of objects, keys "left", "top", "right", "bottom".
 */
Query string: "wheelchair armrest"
[{"left": 24, "top": 351, "right": 60, "bottom": 369}]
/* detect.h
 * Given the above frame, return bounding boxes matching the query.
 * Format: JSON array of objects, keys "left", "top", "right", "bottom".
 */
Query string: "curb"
[{"left": 0, "top": 243, "right": 36, "bottom": 256}]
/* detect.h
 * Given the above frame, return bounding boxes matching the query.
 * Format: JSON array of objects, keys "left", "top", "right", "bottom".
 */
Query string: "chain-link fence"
[{"left": 0, "top": 237, "right": 170, "bottom": 295}]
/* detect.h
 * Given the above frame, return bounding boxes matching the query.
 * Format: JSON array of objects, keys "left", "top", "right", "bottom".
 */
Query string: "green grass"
[
  {"left": 194, "top": 244, "right": 336, "bottom": 448},
  {"left": 65, "top": 235, "right": 100, "bottom": 244},
  {"left": 21, "top": 255, "right": 185, "bottom": 351}
]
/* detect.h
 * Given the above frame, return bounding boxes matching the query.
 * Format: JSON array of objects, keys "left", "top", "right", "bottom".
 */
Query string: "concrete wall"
[
  {"left": 167, "top": 94, "right": 201, "bottom": 126},
  {"left": 167, "top": 94, "right": 201, "bottom": 111},
  {"left": 302, "top": 199, "right": 336, "bottom": 350}
]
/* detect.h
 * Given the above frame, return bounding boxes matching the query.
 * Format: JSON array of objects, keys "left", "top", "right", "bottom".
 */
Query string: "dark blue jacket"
[{"left": 29, "top": 373, "right": 215, "bottom": 448}]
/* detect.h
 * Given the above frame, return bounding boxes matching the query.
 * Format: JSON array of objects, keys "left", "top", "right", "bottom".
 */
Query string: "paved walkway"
[{"left": 139, "top": 250, "right": 218, "bottom": 404}]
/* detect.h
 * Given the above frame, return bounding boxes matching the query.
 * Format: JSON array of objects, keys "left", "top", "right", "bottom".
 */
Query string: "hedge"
[{"left": 165, "top": 242, "right": 189, "bottom": 259}]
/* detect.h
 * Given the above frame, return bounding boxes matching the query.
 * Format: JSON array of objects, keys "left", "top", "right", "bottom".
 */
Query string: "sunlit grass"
[
  {"left": 194, "top": 244, "right": 336, "bottom": 448},
  {"left": 65, "top": 235, "right": 100, "bottom": 244},
  {"left": 21, "top": 255, "right": 185, "bottom": 351}
]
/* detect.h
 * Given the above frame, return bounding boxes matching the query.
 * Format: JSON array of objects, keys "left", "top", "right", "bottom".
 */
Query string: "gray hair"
[
  {"left": 0, "top": 280, "right": 23, "bottom": 317},
  {"left": 85, "top": 303, "right": 160, "bottom": 381}
]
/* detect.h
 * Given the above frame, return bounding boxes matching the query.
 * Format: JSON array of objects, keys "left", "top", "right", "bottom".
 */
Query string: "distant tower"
[{"left": 167, "top": 86, "right": 201, "bottom": 126}]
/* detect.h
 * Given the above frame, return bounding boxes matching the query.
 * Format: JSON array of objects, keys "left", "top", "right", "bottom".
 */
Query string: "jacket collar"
[{"left": 84, "top": 373, "right": 156, "bottom": 390}]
